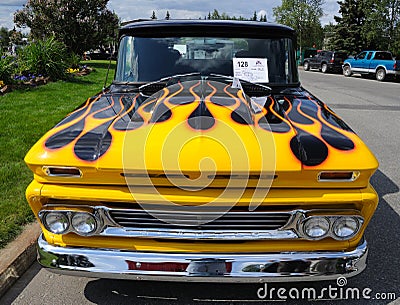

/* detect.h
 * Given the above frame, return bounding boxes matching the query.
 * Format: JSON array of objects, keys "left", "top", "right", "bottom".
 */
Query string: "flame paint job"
[{"left": 26, "top": 78, "right": 377, "bottom": 179}]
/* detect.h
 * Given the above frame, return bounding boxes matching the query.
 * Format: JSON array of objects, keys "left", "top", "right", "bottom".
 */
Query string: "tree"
[
  {"left": 273, "top": 0, "right": 324, "bottom": 50},
  {"left": 151, "top": 11, "right": 157, "bottom": 19},
  {"left": 206, "top": 9, "right": 259, "bottom": 21},
  {"left": 0, "top": 27, "right": 11, "bottom": 52},
  {"left": 14, "top": 0, "right": 119, "bottom": 55},
  {"left": 331, "top": 0, "right": 400, "bottom": 55},
  {"left": 9, "top": 28, "right": 24, "bottom": 46},
  {"left": 330, "top": 0, "right": 367, "bottom": 53},
  {"left": 211, "top": 9, "right": 220, "bottom": 20},
  {"left": 252, "top": 11, "right": 258, "bottom": 21},
  {"left": 322, "top": 23, "right": 336, "bottom": 50},
  {"left": 165, "top": 11, "right": 171, "bottom": 20},
  {"left": 362, "top": 0, "right": 400, "bottom": 53},
  {"left": 388, "top": 0, "right": 400, "bottom": 55}
]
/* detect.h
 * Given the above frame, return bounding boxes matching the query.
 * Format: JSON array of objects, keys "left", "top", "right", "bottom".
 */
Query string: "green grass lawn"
[{"left": 0, "top": 60, "right": 115, "bottom": 249}]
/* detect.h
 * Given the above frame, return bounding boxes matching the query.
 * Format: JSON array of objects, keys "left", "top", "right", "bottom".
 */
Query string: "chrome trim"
[
  {"left": 37, "top": 234, "right": 368, "bottom": 282},
  {"left": 331, "top": 216, "right": 364, "bottom": 240},
  {"left": 38, "top": 210, "right": 102, "bottom": 236},
  {"left": 40, "top": 205, "right": 299, "bottom": 240},
  {"left": 102, "top": 207, "right": 298, "bottom": 240},
  {"left": 317, "top": 171, "right": 360, "bottom": 182},
  {"left": 38, "top": 205, "right": 364, "bottom": 241},
  {"left": 300, "top": 216, "right": 330, "bottom": 240},
  {"left": 100, "top": 227, "right": 299, "bottom": 240},
  {"left": 298, "top": 215, "right": 364, "bottom": 241},
  {"left": 42, "top": 166, "right": 82, "bottom": 178}
]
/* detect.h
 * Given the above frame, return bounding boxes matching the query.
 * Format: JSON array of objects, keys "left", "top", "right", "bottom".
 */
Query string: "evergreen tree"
[
  {"left": 0, "top": 27, "right": 11, "bottom": 52},
  {"left": 211, "top": 9, "right": 220, "bottom": 20},
  {"left": 362, "top": 0, "right": 388, "bottom": 50},
  {"left": 331, "top": 0, "right": 367, "bottom": 53},
  {"left": 388, "top": 0, "right": 400, "bottom": 55},
  {"left": 330, "top": 0, "right": 400, "bottom": 55},
  {"left": 322, "top": 23, "right": 336, "bottom": 50},
  {"left": 362, "top": 0, "right": 400, "bottom": 53},
  {"left": 206, "top": 9, "right": 267, "bottom": 22},
  {"left": 151, "top": 11, "right": 157, "bottom": 20},
  {"left": 165, "top": 11, "right": 171, "bottom": 20}
]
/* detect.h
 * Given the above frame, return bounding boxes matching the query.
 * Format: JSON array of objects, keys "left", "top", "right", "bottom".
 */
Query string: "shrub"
[
  {"left": 18, "top": 36, "right": 69, "bottom": 81},
  {"left": 0, "top": 55, "right": 15, "bottom": 84},
  {"left": 68, "top": 53, "right": 82, "bottom": 69}
]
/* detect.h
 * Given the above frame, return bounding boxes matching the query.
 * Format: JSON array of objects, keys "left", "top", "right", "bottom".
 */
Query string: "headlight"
[
  {"left": 44, "top": 212, "right": 69, "bottom": 234},
  {"left": 71, "top": 212, "right": 97, "bottom": 235},
  {"left": 332, "top": 217, "right": 359, "bottom": 239},
  {"left": 302, "top": 217, "right": 330, "bottom": 239}
]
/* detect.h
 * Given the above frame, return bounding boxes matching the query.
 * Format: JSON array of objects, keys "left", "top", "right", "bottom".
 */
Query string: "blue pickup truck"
[{"left": 343, "top": 50, "right": 400, "bottom": 81}]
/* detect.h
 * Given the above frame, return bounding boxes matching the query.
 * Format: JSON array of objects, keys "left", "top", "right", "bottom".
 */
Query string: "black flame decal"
[
  {"left": 188, "top": 101, "right": 215, "bottom": 130},
  {"left": 42, "top": 79, "right": 357, "bottom": 166},
  {"left": 45, "top": 119, "right": 85, "bottom": 150},
  {"left": 74, "top": 122, "right": 113, "bottom": 162}
]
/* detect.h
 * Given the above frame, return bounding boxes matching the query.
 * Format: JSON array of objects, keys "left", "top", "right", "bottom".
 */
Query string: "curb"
[{"left": 0, "top": 222, "right": 41, "bottom": 298}]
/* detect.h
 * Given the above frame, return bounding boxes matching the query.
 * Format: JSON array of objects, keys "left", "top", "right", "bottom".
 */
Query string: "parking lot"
[{"left": 1, "top": 69, "right": 399, "bottom": 305}]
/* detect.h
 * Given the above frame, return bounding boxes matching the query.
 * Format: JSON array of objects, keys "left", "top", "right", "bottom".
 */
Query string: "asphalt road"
[{"left": 1, "top": 70, "right": 399, "bottom": 305}]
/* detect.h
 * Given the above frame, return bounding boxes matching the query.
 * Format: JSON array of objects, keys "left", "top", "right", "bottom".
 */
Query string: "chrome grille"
[{"left": 108, "top": 209, "right": 291, "bottom": 231}]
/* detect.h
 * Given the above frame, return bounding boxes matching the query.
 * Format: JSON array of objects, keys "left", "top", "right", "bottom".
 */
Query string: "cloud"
[
  {"left": 257, "top": 10, "right": 268, "bottom": 19},
  {"left": 322, "top": 0, "right": 340, "bottom": 24},
  {"left": 108, "top": 0, "right": 279, "bottom": 22},
  {"left": 0, "top": 0, "right": 340, "bottom": 32},
  {"left": 0, "top": 6, "right": 18, "bottom": 29},
  {"left": 0, "top": 0, "right": 25, "bottom": 6}
]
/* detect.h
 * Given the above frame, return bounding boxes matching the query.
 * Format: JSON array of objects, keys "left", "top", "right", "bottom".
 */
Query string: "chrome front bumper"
[{"left": 37, "top": 234, "right": 368, "bottom": 282}]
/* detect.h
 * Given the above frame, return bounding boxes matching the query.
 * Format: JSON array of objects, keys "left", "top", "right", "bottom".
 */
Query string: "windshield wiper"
[
  {"left": 209, "top": 73, "right": 272, "bottom": 97},
  {"left": 139, "top": 72, "right": 201, "bottom": 89},
  {"left": 136, "top": 72, "right": 202, "bottom": 96}
]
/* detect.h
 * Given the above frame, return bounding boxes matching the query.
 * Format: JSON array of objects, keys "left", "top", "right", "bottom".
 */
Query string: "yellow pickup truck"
[{"left": 25, "top": 19, "right": 378, "bottom": 282}]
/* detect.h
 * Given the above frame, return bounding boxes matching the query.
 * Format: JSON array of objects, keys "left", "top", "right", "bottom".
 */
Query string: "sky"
[{"left": 0, "top": 0, "right": 340, "bottom": 31}]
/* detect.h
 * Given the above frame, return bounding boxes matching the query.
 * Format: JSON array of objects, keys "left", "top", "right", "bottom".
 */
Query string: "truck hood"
[{"left": 25, "top": 77, "right": 378, "bottom": 188}]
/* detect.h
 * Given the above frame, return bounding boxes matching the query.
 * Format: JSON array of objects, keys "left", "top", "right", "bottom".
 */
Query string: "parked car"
[
  {"left": 25, "top": 20, "right": 378, "bottom": 282},
  {"left": 83, "top": 49, "right": 116, "bottom": 61},
  {"left": 303, "top": 50, "right": 348, "bottom": 73},
  {"left": 297, "top": 48, "right": 318, "bottom": 66},
  {"left": 343, "top": 50, "right": 400, "bottom": 81}
]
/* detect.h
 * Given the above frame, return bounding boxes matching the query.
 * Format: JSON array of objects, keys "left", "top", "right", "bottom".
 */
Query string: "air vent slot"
[
  {"left": 43, "top": 166, "right": 82, "bottom": 178},
  {"left": 318, "top": 171, "right": 359, "bottom": 182}
]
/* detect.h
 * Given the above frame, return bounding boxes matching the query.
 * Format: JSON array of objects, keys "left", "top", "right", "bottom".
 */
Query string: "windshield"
[{"left": 115, "top": 36, "right": 298, "bottom": 85}]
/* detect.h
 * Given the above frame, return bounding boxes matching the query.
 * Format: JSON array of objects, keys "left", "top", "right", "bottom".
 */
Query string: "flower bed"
[
  {"left": 66, "top": 65, "right": 93, "bottom": 76},
  {"left": 0, "top": 65, "right": 94, "bottom": 96}
]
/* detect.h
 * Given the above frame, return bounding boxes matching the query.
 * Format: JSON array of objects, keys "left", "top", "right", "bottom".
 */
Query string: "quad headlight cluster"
[
  {"left": 40, "top": 211, "right": 100, "bottom": 236},
  {"left": 300, "top": 215, "right": 363, "bottom": 240}
]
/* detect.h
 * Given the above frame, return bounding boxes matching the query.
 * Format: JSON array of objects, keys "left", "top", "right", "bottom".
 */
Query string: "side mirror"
[{"left": 354, "top": 56, "right": 358, "bottom": 60}]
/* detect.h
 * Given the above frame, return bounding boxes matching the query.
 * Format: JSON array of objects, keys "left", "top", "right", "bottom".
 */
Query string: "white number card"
[{"left": 233, "top": 58, "right": 269, "bottom": 83}]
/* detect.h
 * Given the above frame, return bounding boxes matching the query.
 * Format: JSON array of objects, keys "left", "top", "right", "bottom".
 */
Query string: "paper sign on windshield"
[{"left": 233, "top": 58, "right": 269, "bottom": 83}]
